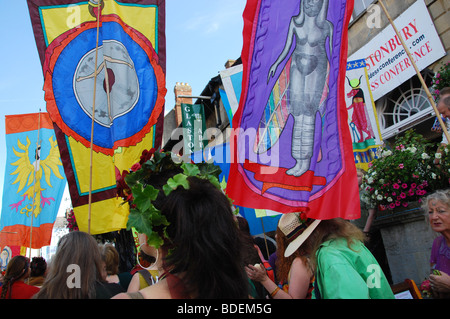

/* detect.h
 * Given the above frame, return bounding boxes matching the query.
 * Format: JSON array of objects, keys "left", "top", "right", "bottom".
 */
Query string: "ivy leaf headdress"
[{"left": 117, "top": 149, "right": 223, "bottom": 248}]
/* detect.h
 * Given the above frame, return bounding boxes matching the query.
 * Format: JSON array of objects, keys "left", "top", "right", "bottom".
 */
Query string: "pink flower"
[
  {"left": 436, "top": 73, "right": 440, "bottom": 78},
  {"left": 400, "top": 192, "right": 406, "bottom": 199},
  {"left": 420, "top": 279, "right": 431, "bottom": 292},
  {"left": 436, "top": 80, "right": 440, "bottom": 85},
  {"left": 395, "top": 200, "right": 401, "bottom": 206},
  {"left": 408, "top": 190, "right": 415, "bottom": 196},
  {"left": 131, "top": 162, "right": 141, "bottom": 172},
  {"left": 402, "top": 202, "right": 409, "bottom": 207},
  {"left": 392, "top": 192, "right": 397, "bottom": 196},
  {"left": 402, "top": 183, "right": 408, "bottom": 189},
  {"left": 393, "top": 183, "right": 400, "bottom": 189},
  {"left": 389, "top": 203, "right": 396, "bottom": 209},
  {"left": 412, "top": 174, "right": 419, "bottom": 178},
  {"left": 411, "top": 183, "right": 417, "bottom": 189},
  {"left": 399, "top": 163, "right": 404, "bottom": 169}
]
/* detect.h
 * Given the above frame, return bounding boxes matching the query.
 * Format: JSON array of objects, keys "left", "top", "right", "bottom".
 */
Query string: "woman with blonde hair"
[
  {"left": 101, "top": 243, "right": 132, "bottom": 291},
  {"left": 309, "top": 218, "right": 394, "bottom": 299},
  {"left": 422, "top": 189, "right": 450, "bottom": 298}
]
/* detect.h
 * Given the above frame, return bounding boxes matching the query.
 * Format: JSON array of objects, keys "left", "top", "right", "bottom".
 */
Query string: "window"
[
  {"left": 376, "top": 70, "right": 435, "bottom": 140},
  {"left": 352, "top": 0, "right": 377, "bottom": 20}
]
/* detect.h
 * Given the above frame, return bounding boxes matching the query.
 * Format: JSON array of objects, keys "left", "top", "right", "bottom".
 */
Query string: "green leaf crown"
[{"left": 116, "top": 149, "right": 223, "bottom": 248}]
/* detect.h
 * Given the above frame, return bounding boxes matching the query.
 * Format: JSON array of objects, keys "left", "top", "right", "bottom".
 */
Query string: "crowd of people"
[
  {"left": 0, "top": 88, "right": 449, "bottom": 299},
  {"left": 1, "top": 179, "right": 449, "bottom": 299}
]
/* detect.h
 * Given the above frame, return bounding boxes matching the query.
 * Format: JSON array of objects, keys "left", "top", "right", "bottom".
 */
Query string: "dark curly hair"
[
  {"left": 160, "top": 176, "right": 249, "bottom": 298},
  {"left": 30, "top": 257, "right": 47, "bottom": 277}
]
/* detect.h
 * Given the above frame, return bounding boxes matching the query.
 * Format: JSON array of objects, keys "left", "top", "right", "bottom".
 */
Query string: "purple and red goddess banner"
[{"left": 227, "top": 0, "right": 360, "bottom": 220}]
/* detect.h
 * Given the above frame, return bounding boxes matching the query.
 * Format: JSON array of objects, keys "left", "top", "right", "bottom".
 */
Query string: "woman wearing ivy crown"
[{"left": 113, "top": 150, "right": 249, "bottom": 299}]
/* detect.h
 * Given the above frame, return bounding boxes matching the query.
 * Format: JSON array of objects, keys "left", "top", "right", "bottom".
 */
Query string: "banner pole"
[
  {"left": 29, "top": 110, "right": 42, "bottom": 259},
  {"left": 259, "top": 218, "right": 270, "bottom": 260},
  {"left": 378, "top": 0, "right": 450, "bottom": 143},
  {"left": 88, "top": 5, "right": 102, "bottom": 235}
]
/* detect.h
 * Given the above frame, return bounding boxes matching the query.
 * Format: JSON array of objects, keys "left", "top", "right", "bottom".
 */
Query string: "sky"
[{"left": 0, "top": 0, "right": 246, "bottom": 212}]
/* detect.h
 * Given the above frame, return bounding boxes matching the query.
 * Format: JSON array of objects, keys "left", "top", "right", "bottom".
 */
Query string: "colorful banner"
[
  {"left": 227, "top": 0, "right": 360, "bottom": 220},
  {"left": 0, "top": 246, "right": 24, "bottom": 273},
  {"left": 181, "top": 103, "right": 206, "bottom": 155},
  {"left": 0, "top": 113, "right": 66, "bottom": 248},
  {"left": 345, "top": 58, "right": 383, "bottom": 171},
  {"left": 27, "top": 0, "right": 166, "bottom": 234},
  {"left": 348, "top": 0, "right": 445, "bottom": 101},
  {"left": 219, "top": 64, "right": 243, "bottom": 126},
  {"left": 193, "top": 143, "right": 281, "bottom": 235}
]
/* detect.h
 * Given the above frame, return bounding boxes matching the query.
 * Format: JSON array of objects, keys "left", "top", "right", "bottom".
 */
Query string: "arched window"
[{"left": 376, "top": 69, "right": 435, "bottom": 140}]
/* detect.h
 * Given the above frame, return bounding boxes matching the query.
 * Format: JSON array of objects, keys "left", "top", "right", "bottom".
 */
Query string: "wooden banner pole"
[
  {"left": 378, "top": 0, "right": 450, "bottom": 143},
  {"left": 88, "top": 7, "right": 102, "bottom": 235},
  {"left": 29, "top": 110, "right": 42, "bottom": 258},
  {"left": 260, "top": 218, "right": 270, "bottom": 260}
]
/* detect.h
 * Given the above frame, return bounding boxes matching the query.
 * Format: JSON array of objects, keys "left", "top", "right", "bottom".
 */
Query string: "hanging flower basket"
[
  {"left": 66, "top": 209, "right": 79, "bottom": 232},
  {"left": 362, "top": 130, "right": 449, "bottom": 211},
  {"left": 431, "top": 60, "right": 450, "bottom": 101}
]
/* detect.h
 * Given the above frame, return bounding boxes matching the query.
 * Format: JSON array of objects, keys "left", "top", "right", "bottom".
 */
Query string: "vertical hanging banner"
[
  {"left": 0, "top": 113, "right": 66, "bottom": 248},
  {"left": 27, "top": 0, "right": 166, "bottom": 234},
  {"left": 345, "top": 59, "right": 383, "bottom": 171},
  {"left": 219, "top": 64, "right": 243, "bottom": 127},
  {"left": 192, "top": 143, "right": 282, "bottom": 235},
  {"left": 227, "top": 0, "right": 360, "bottom": 220},
  {"left": 181, "top": 103, "right": 206, "bottom": 155}
]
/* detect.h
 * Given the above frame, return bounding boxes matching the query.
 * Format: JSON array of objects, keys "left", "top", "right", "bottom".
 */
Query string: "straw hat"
[{"left": 278, "top": 212, "right": 321, "bottom": 257}]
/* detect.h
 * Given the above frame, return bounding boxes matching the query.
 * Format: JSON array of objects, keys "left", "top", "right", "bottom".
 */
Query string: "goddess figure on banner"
[
  {"left": 267, "top": 0, "right": 333, "bottom": 176},
  {"left": 346, "top": 75, "right": 375, "bottom": 143}
]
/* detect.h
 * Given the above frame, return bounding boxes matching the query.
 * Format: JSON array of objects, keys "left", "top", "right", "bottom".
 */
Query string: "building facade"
[
  {"left": 347, "top": 0, "right": 449, "bottom": 287},
  {"left": 348, "top": 0, "right": 449, "bottom": 143}
]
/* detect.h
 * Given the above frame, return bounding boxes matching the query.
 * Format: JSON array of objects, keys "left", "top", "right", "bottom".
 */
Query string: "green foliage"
[
  {"left": 163, "top": 173, "right": 189, "bottom": 196},
  {"left": 117, "top": 149, "right": 225, "bottom": 249}
]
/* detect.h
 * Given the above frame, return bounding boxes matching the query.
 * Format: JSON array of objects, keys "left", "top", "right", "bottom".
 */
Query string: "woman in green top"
[{"left": 309, "top": 218, "right": 394, "bottom": 299}]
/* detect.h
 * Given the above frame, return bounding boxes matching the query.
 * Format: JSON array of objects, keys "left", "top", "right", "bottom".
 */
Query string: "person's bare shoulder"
[
  {"left": 139, "top": 278, "right": 172, "bottom": 299},
  {"left": 111, "top": 292, "right": 132, "bottom": 299}
]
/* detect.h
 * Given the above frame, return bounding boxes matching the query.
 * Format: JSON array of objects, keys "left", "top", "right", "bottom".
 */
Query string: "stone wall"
[{"left": 374, "top": 207, "right": 439, "bottom": 285}]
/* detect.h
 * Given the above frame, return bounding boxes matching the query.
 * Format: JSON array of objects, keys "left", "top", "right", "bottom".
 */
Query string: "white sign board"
[{"left": 349, "top": 0, "right": 445, "bottom": 101}]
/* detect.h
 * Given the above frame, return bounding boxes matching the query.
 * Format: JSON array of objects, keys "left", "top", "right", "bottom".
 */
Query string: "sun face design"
[
  {"left": 44, "top": 13, "right": 165, "bottom": 154},
  {"left": 74, "top": 40, "right": 139, "bottom": 128}
]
